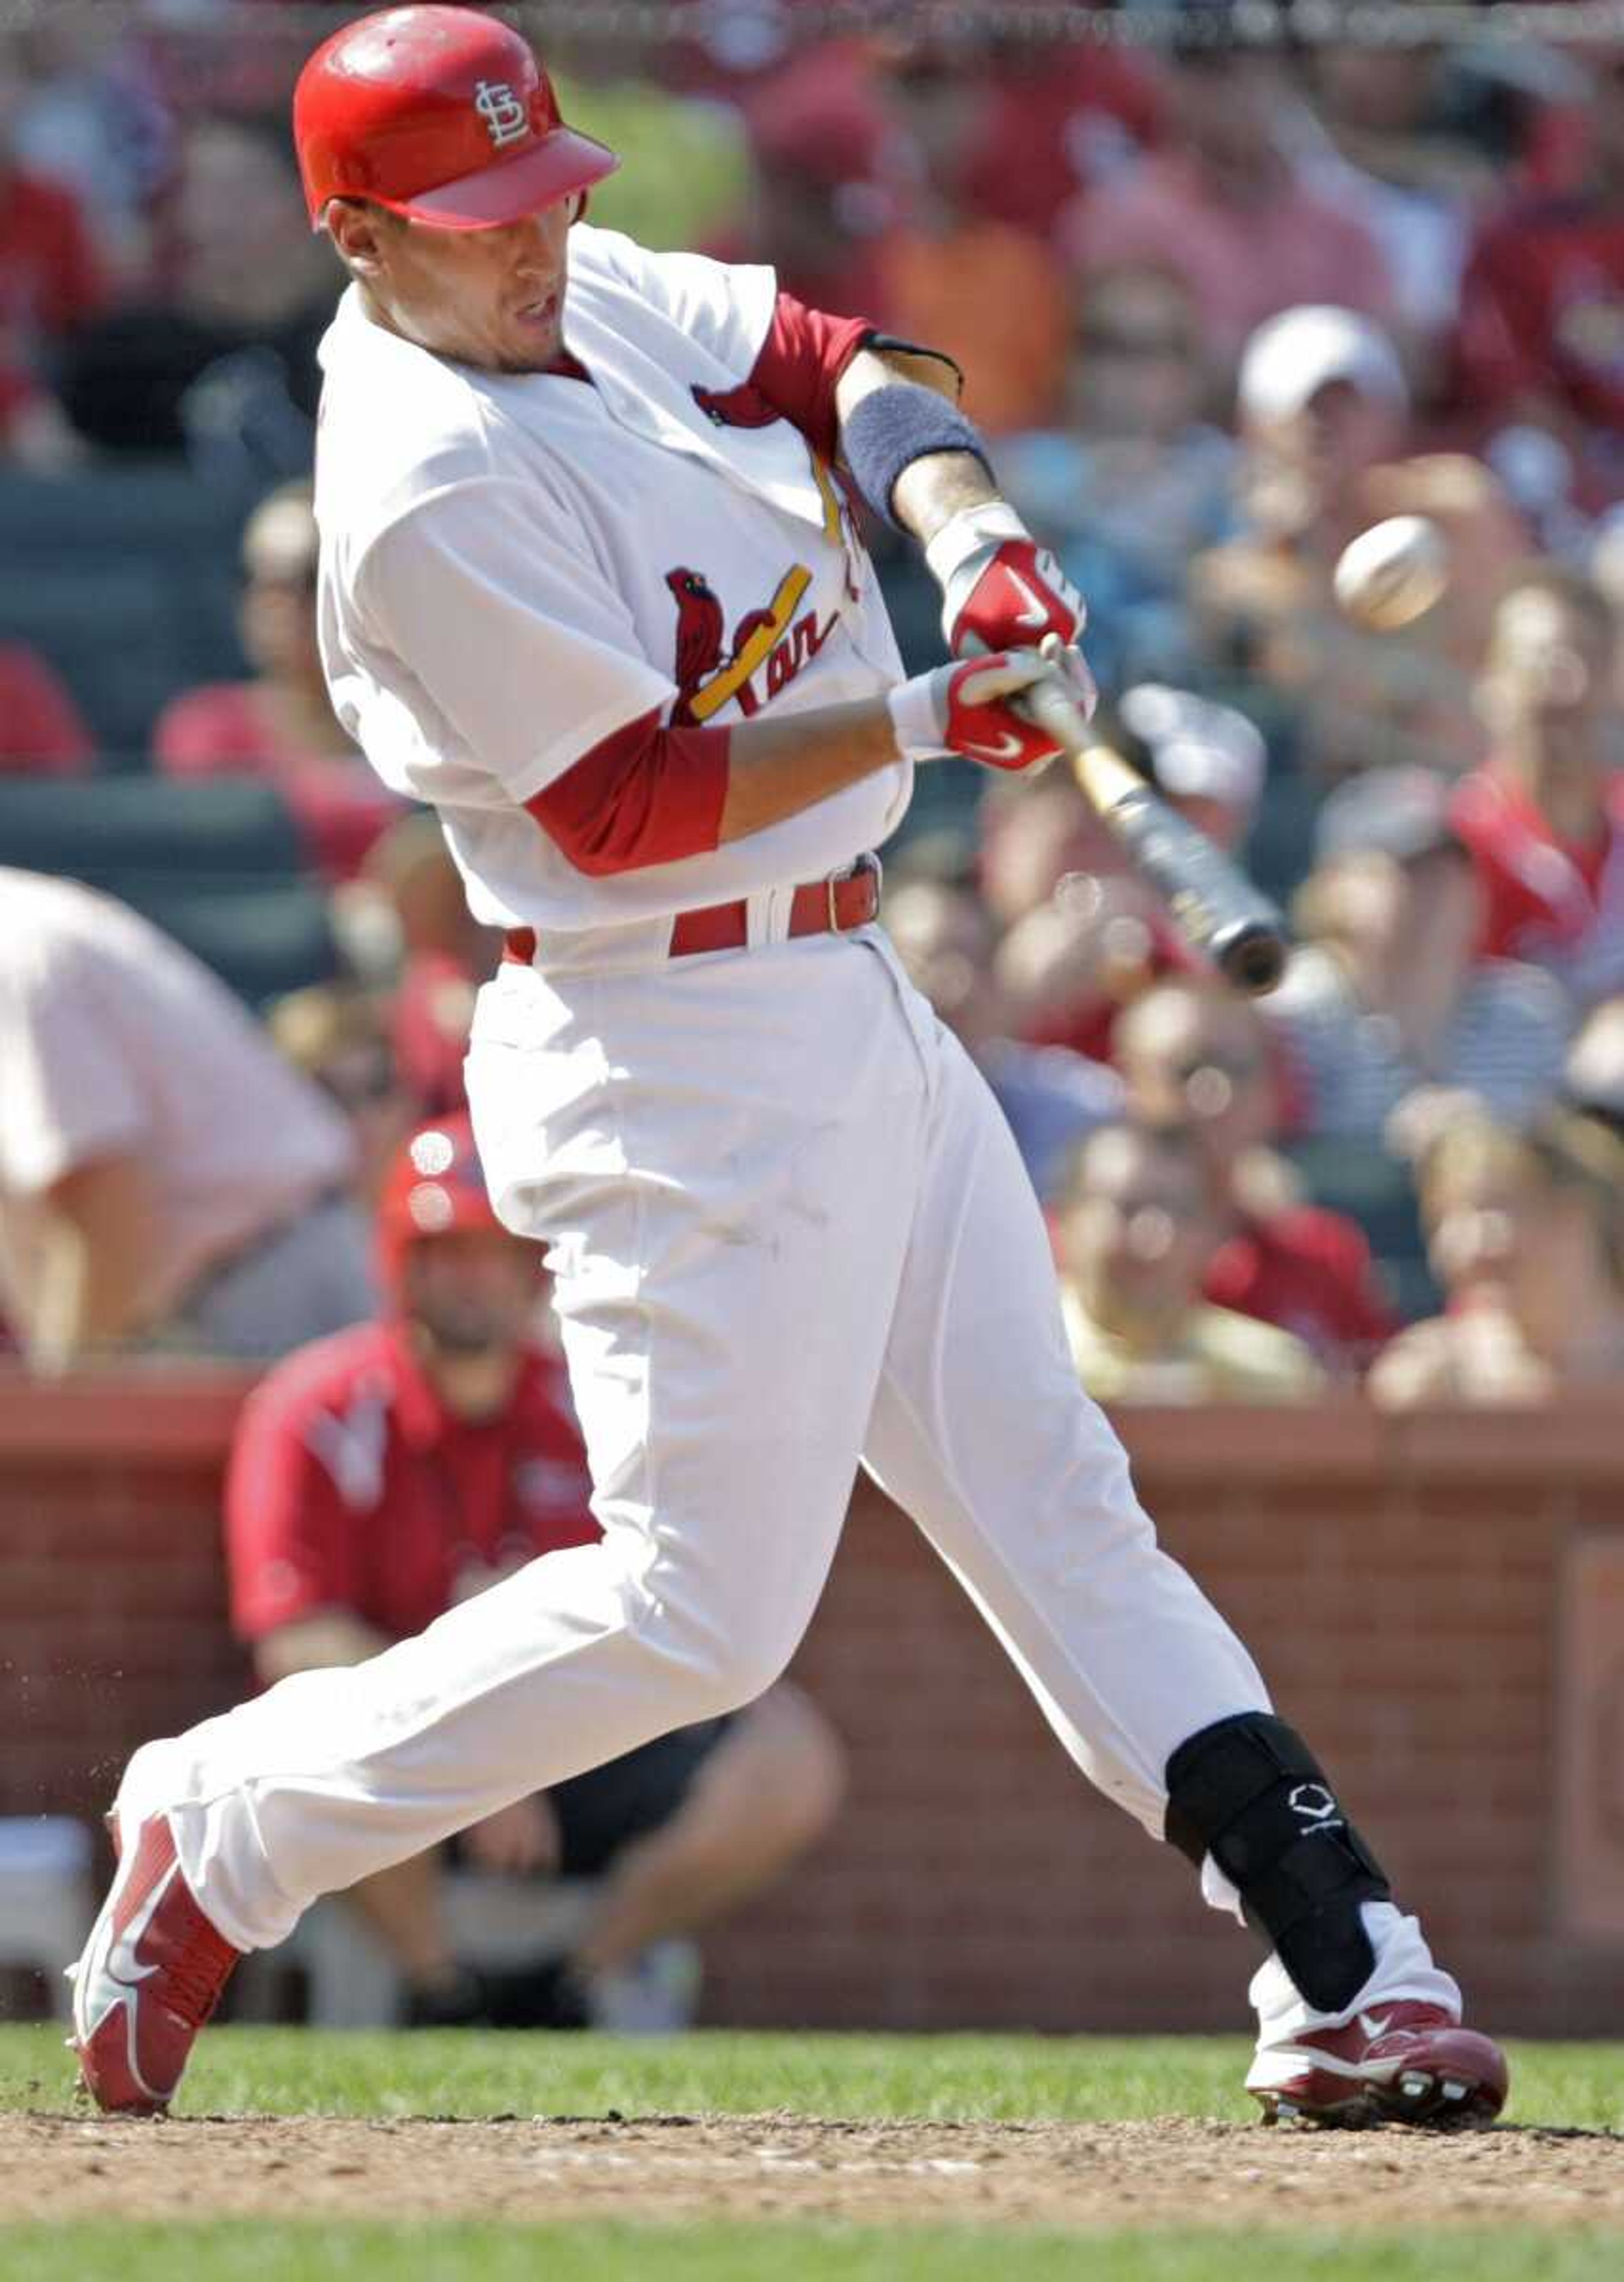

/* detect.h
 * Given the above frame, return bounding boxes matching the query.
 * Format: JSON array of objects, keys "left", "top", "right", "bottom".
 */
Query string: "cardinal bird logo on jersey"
[
  {"left": 691, "top": 380, "right": 781, "bottom": 430},
  {"left": 666, "top": 562, "right": 833, "bottom": 724},
  {"left": 667, "top": 570, "right": 727, "bottom": 722}
]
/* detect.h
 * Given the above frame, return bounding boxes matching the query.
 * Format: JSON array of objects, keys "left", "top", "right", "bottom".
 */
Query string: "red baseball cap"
[
  {"left": 294, "top": 4, "right": 619, "bottom": 233},
  {"left": 376, "top": 1111, "right": 504, "bottom": 1294}
]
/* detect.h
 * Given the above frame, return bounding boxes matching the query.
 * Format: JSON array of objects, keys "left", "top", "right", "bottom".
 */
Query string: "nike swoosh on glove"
[
  {"left": 886, "top": 649, "right": 1076, "bottom": 773},
  {"left": 927, "top": 502, "right": 1087, "bottom": 659}
]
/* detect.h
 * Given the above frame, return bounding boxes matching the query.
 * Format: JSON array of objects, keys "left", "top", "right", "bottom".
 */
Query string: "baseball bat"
[{"left": 1020, "top": 664, "right": 1291, "bottom": 997}]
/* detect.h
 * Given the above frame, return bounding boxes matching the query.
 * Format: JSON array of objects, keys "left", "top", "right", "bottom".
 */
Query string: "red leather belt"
[{"left": 503, "top": 857, "right": 881, "bottom": 968}]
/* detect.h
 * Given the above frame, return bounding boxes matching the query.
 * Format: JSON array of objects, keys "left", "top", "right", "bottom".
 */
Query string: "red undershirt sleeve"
[
  {"left": 748, "top": 292, "right": 875, "bottom": 463},
  {"left": 526, "top": 707, "right": 733, "bottom": 875}
]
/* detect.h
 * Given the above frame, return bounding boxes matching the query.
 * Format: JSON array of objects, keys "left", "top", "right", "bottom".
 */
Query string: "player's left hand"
[
  {"left": 927, "top": 502, "right": 1087, "bottom": 659},
  {"left": 888, "top": 647, "right": 1084, "bottom": 773}
]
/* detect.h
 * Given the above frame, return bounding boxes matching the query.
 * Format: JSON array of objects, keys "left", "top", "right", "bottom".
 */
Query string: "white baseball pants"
[{"left": 137, "top": 926, "right": 1454, "bottom": 2027}]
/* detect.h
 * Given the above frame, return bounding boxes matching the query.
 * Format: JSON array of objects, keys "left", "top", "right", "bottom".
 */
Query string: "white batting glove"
[{"left": 886, "top": 649, "right": 1078, "bottom": 774}]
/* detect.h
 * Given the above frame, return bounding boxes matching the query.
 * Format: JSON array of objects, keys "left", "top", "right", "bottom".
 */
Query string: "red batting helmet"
[
  {"left": 376, "top": 1111, "right": 504, "bottom": 1294},
  {"left": 294, "top": 5, "right": 619, "bottom": 233}
]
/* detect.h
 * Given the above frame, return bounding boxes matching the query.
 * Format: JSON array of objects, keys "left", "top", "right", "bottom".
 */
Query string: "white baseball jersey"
[{"left": 313, "top": 226, "right": 910, "bottom": 939}]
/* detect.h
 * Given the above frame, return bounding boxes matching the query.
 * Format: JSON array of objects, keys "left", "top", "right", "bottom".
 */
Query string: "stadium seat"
[
  {"left": 0, "top": 468, "right": 252, "bottom": 752},
  {"left": 111, "top": 876, "right": 340, "bottom": 1008},
  {"left": 0, "top": 775, "right": 304, "bottom": 879},
  {"left": 0, "top": 777, "right": 337, "bottom": 1006}
]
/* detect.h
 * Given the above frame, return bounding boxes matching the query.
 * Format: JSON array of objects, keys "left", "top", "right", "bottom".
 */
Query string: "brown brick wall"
[{"left": 3, "top": 1372, "right": 1619, "bottom": 2035}]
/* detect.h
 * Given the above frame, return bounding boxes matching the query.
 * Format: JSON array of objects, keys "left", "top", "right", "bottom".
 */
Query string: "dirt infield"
[{"left": 3, "top": 2112, "right": 1621, "bottom": 2230}]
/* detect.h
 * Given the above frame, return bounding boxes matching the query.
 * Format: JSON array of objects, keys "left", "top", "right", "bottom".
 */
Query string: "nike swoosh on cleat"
[{"left": 76, "top": 1855, "right": 175, "bottom": 2042}]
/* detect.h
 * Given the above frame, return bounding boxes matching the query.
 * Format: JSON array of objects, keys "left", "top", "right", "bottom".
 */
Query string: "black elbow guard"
[{"left": 1165, "top": 1713, "right": 1391, "bottom": 2013}]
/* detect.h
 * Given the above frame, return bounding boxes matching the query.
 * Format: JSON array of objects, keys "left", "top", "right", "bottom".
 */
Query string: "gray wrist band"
[{"left": 840, "top": 382, "right": 993, "bottom": 529}]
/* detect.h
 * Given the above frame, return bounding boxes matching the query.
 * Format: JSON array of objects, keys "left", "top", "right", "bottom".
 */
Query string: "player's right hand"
[{"left": 886, "top": 649, "right": 1080, "bottom": 773}]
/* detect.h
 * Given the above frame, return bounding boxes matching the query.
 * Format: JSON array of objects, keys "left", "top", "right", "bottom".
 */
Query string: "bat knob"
[{"left": 1213, "top": 920, "right": 1289, "bottom": 997}]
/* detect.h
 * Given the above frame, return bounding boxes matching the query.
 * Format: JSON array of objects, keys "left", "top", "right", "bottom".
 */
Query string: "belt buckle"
[{"left": 828, "top": 850, "right": 882, "bottom": 930}]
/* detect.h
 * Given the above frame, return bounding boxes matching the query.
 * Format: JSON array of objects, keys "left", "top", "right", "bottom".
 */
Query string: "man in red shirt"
[
  {"left": 1454, "top": 52, "right": 1624, "bottom": 505},
  {"left": 0, "top": 50, "right": 106, "bottom": 462},
  {"left": 1451, "top": 563, "right": 1624, "bottom": 1007},
  {"left": 226, "top": 1114, "right": 845, "bottom": 2027},
  {"left": 1114, "top": 976, "right": 1396, "bottom": 1374}
]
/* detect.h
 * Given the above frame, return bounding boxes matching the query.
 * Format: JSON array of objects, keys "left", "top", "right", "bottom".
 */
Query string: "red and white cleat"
[
  {"left": 1247, "top": 2001, "right": 1508, "bottom": 2130},
  {"left": 68, "top": 1806, "right": 241, "bottom": 2116}
]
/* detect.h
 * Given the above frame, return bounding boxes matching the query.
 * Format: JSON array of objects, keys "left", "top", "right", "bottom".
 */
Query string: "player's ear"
[{"left": 326, "top": 197, "right": 392, "bottom": 277}]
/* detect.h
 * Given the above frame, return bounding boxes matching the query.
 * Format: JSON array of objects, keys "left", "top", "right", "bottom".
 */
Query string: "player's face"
[
  {"left": 337, "top": 196, "right": 580, "bottom": 374},
  {"left": 402, "top": 1227, "right": 540, "bottom": 1356}
]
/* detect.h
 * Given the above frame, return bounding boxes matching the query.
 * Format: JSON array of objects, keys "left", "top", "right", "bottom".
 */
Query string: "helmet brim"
[{"left": 363, "top": 127, "right": 619, "bottom": 232}]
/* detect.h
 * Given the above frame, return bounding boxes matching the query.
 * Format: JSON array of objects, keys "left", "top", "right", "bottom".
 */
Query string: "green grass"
[
  {"left": 2, "top": 2225, "right": 1624, "bottom": 2282},
  {"left": 5, "top": 2024, "right": 1624, "bottom": 2131},
  {"left": 4, "top": 2030, "right": 1622, "bottom": 2280}
]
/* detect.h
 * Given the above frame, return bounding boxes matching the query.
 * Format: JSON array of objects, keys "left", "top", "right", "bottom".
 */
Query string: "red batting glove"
[
  {"left": 927, "top": 502, "right": 1087, "bottom": 658},
  {"left": 887, "top": 650, "right": 1073, "bottom": 775}
]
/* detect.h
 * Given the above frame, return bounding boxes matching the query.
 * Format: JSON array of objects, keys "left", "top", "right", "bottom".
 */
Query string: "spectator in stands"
[
  {"left": 0, "top": 868, "right": 374, "bottom": 1370},
  {"left": 2, "top": 9, "right": 171, "bottom": 285},
  {"left": 1266, "top": 767, "right": 1575, "bottom": 1142},
  {"left": 1454, "top": 44, "right": 1624, "bottom": 507},
  {"left": 153, "top": 483, "right": 406, "bottom": 882},
  {"left": 354, "top": 812, "right": 501, "bottom": 1118},
  {"left": 0, "top": 34, "right": 107, "bottom": 468},
  {"left": 1564, "top": 993, "right": 1624, "bottom": 1136},
  {"left": 1369, "top": 1106, "right": 1624, "bottom": 1407},
  {"left": 1114, "top": 683, "right": 1265, "bottom": 856},
  {"left": 884, "top": 875, "right": 1122, "bottom": 1201},
  {"left": 60, "top": 112, "right": 336, "bottom": 461},
  {"left": 869, "top": 38, "right": 1071, "bottom": 433},
  {"left": 735, "top": 47, "right": 897, "bottom": 319},
  {"left": 1191, "top": 305, "right": 1525, "bottom": 782},
  {"left": 1277, "top": 41, "right": 1503, "bottom": 376},
  {"left": 227, "top": 1115, "right": 845, "bottom": 2029},
  {"left": 1063, "top": 42, "right": 1395, "bottom": 376},
  {"left": 985, "top": 688, "right": 1262, "bottom": 1064},
  {"left": 0, "top": 644, "right": 92, "bottom": 773},
  {"left": 267, "top": 982, "right": 414, "bottom": 1206},
  {"left": 1451, "top": 564, "right": 1624, "bottom": 1005},
  {"left": 950, "top": 33, "right": 1160, "bottom": 237},
  {"left": 997, "top": 265, "right": 1235, "bottom": 687},
  {"left": 1052, "top": 1120, "right": 1324, "bottom": 1404},
  {"left": 1114, "top": 978, "right": 1395, "bottom": 1374}
]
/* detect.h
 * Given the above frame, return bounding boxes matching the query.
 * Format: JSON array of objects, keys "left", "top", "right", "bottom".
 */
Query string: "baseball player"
[{"left": 72, "top": 6, "right": 1506, "bottom": 2129}]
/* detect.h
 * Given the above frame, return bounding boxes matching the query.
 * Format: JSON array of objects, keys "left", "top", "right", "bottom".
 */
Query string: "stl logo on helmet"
[{"left": 474, "top": 80, "right": 529, "bottom": 150}]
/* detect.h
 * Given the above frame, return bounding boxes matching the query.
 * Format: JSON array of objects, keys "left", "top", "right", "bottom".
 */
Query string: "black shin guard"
[{"left": 1164, "top": 1714, "right": 1390, "bottom": 2013}]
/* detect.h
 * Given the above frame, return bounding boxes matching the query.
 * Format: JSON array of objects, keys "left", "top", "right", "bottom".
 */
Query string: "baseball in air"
[{"left": 1333, "top": 514, "right": 1449, "bottom": 631}]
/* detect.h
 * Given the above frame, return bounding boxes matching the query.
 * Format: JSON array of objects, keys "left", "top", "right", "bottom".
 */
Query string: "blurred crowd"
[{"left": 4, "top": 0, "right": 1624, "bottom": 1414}]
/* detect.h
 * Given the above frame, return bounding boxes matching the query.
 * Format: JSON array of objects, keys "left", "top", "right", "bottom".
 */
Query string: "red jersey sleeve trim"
[
  {"left": 526, "top": 708, "right": 732, "bottom": 875},
  {"left": 749, "top": 292, "right": 875, "bottom": 463}
]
